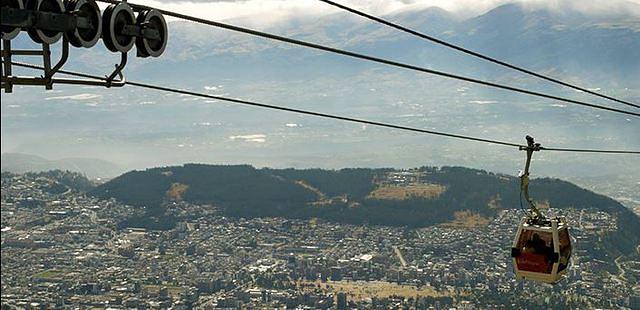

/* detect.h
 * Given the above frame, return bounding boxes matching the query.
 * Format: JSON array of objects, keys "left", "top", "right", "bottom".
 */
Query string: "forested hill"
[{"left": 90, "top": 164, "right": 639, "bottom": 254}]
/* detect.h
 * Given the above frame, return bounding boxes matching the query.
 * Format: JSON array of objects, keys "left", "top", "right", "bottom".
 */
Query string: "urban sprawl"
[{"left": 2, "top": 173, "right": 639, "bottom": 309}]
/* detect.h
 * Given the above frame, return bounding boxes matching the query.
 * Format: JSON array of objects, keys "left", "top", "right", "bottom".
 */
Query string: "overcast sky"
[{"left": 128, "top": 0, "right": 640, "bottom": 27}]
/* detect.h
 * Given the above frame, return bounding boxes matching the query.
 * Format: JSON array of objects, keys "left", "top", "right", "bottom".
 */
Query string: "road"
[
  {"left": 614, "top": 255, "right": 626, "bottom": 282},
  {"left": 393, "top": 246, "right": 408, "bottom": 268}
]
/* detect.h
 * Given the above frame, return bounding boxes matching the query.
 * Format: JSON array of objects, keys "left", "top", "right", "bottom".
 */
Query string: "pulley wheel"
[
  {"left": 135, "top": 9, "right": 167, "bottom": 57},
  {"left": 26, "top": 0, "right": 65, "bottom": 44},
  {"left": 1, "top": 0, "right": 24, "bottom": 40},
  {"left": 102, "top": 2, "right": 135, "bottom": 53},
  {"left": 64, "top": 0, "right": 101, "bottom": 48}
]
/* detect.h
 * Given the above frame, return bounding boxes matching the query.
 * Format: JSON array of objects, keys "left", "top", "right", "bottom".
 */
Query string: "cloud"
[
  {"left": 519, "top": 0, "right": 640, "bottom": 16},
  {"left": 468, "top": 100, "right": 497, "bottom": 105},
  {"left": 130, "top": 0, "right": 335, "bottom": 28},
  {"left": 229, "top": 134, "right": 267, "bottom": 143},
  {"left": 129, "top": 0, "right": 640, "bottom": 28},
  {"left": 204, "top": 85, "right": 222, "bottom": 91},
  {"left": 45, "top": 93, "right": 102, "bottom": 101}
]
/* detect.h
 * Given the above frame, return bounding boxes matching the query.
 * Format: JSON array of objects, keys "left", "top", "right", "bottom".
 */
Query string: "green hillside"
[{"left": 90, "top": 164, "right": 639, "bottom": 254}]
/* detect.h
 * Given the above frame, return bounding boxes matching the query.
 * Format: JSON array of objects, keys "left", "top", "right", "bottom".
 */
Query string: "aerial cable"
[
  {"left": 318, "top": 0, "right": 640, "bottom": 110},
  {"left": 539, "top": 147, "right": 640, "bottom": 154},
  {"left": 90, "top": 0, "right": 640, "bottom": 118},
  {"left": 12, "top": 62, "right": 640, "bottom": 155}
]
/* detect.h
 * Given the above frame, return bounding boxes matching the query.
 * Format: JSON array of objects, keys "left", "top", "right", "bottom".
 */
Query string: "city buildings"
[{"left": 1, "top": 172, "right": 638, "bottom": 308}]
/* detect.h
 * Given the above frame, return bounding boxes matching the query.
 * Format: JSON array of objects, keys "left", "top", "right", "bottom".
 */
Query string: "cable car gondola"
[{"left": 511, "top": 136, "right": 572, "bottom": 284}]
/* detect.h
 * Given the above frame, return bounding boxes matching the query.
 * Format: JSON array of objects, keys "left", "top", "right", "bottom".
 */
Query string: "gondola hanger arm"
[{"left": 519, "top": 136, "right": 543, "bottom": 220}]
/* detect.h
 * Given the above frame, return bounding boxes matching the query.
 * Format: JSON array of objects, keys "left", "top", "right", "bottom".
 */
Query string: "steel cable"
[
  {"left": 91, "top": 0, "right": 640, "bottom": 118},
  {"left": 11, "top": 61, "right": 640, "bottom": 155},
  {"left": 318, "top": 0, "right": 640, "bottom": 109}
]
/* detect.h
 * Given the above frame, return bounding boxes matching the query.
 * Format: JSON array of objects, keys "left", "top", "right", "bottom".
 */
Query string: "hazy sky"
[
  {"left": 129, "top": 0, "right": 640, "bottom": 27},
  {"left": 2, "top": 0, "right": 638, "bottom": 177}
]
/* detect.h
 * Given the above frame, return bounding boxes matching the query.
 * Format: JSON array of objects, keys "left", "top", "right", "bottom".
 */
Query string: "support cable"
[
  {"left": 11, "top": 61, "right": 640, "bottom": 155},
  {"left": 318, "top": 0, "right": 640, "bottom": 109},
  {"left": 90, "top": 0, "right": 640, "bottom": 118}
]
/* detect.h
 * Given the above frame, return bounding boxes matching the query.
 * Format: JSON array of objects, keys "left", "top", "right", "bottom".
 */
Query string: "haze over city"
[{"left": 1, "top": 0, "right": 640, "bottom": 308}]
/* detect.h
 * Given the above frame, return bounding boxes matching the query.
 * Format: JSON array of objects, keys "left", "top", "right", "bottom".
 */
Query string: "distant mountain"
[
  {"left": 3, "top": 2, "right": 639, "bottom": 174},
  {"left": 130, "top": 2, "right": 640, "bottom": 85},
  {"left": 1, "top": 153, "right": 123, "bottom": 179},
  {"left": 1, "top": 170, "right": 95, "bottom": 193},
  {"left": 10, "top": 1, "right": 632, "bottom": 86},
  {"left": 454, "top": 3, "right": 640, "bottom": 78},
  {"left": 91, "top": 164, "right": 640, "bottom": 255}
]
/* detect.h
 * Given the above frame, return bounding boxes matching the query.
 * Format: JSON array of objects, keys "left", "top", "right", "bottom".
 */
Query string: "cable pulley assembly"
[
  {"left": 65, "top": 0, "right": 102, "bottom": 48},
  {"left": 0, "top": 0, "right": 168, "bottom": 92},
  {"left": 134, "top": 9, "right": 167, "bottom": 57},
  {"left": 25, "top": 0, "right": 65, "bottom": 44},
  {"left": 102, "top": 2, "right": 135, "bottom": 52},
  {"left": 1, "top": 0, "right": 25, "bottom": 40}
]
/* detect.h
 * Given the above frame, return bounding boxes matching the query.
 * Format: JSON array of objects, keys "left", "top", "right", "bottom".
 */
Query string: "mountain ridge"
[
  {"left": 0, "top": 153, "right": 123, "bottom": 179},
  {"left": 90, "top": 164, "right": 640, "bottom": 255}
]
